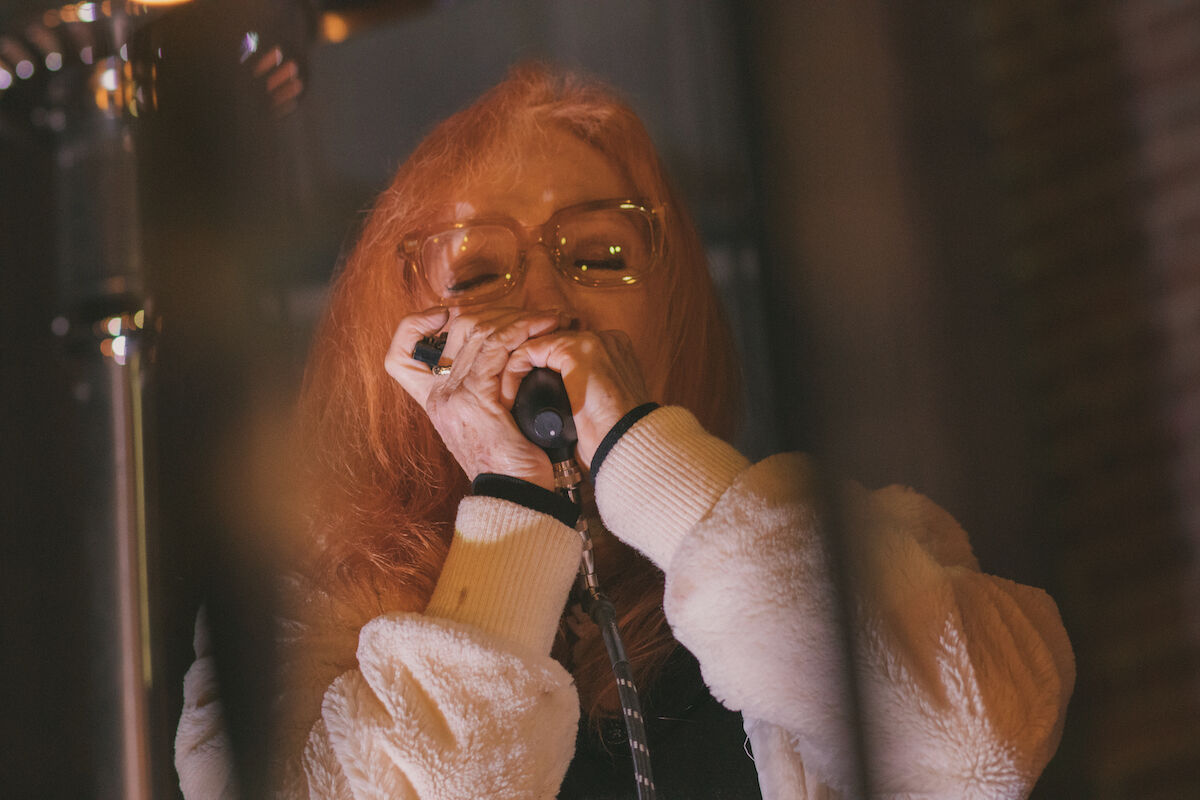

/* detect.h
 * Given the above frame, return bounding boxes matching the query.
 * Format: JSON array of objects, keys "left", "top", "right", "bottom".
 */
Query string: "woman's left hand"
[
  {"left": 385, "top": 307, "right": 571, "bottom": 489},
  {"left": 503, "top": 329, "right": 651, "bottom": 470}
]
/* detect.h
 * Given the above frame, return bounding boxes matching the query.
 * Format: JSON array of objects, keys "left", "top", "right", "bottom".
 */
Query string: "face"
[{"left": 430, "top": 129, "right": 662, "bottom": 379}]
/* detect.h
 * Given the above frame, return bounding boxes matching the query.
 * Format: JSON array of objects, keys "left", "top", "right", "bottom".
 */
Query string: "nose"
[{"left": 514, "top": 245, "right": 572, "bottom": 313}]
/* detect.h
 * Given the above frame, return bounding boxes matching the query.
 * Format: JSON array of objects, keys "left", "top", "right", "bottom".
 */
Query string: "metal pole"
[{"left": 2, "top": 2, "right": 164, "bottom": 796}]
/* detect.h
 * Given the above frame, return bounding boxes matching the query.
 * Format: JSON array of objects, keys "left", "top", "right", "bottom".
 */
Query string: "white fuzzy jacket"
[{"left": 176, "top": 406, "right": 1074, "bottom": 799}]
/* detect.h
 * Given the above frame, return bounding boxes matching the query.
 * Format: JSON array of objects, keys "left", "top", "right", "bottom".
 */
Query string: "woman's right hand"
[{"left": 384, "top": 307, "right": 571, "bottom": 491}]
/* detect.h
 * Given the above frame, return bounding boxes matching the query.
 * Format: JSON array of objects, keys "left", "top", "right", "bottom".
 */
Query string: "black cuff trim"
[
  {"left": 591, "top": 402, "right": 661, "bottom": 480},
  {"left": 471, "top": 473, "right": 580, "bottom": 528}
]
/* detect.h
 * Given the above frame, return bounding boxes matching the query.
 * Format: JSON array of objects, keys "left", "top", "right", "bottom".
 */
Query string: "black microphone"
[{"left": 511, "top": 368, "right": 578, "bottom": 466}]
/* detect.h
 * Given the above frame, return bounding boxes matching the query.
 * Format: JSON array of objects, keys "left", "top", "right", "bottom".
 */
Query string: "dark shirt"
[{"left": 558, "top": 647, "right": 763, "bottom": 799}]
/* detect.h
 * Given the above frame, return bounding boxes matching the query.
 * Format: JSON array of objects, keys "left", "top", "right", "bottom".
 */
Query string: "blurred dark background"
[{"left": 2, "top": 0, "right": 1197, "bottom": 797}]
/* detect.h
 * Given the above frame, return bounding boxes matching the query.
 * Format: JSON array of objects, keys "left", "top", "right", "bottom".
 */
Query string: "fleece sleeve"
[
  {"left": 175, "top": 609, "right": 241, "bottom": 800},
  {"left": 594, "top": 406, "right": 1075, "bottom": 800},
  {"left": 175, "top": 497, "right": 583, "bottom": 800}
]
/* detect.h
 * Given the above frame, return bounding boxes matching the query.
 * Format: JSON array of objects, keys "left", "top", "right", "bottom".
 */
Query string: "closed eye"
[
  {"left": 573, "top": 258, "right": 627, "bottom": 271},
  {"left": 447, "top": 272, "right": 503, "bottom": 293}
]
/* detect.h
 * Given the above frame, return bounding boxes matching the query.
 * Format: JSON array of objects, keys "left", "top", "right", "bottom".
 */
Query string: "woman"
[{"left": 176, "top": 65, "right": 1074, "bottom": 799}]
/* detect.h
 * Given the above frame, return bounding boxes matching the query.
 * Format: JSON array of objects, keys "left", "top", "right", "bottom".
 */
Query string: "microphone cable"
[
  {"left": 411, "top": 335, "right": 660, "bottom": 800},
  {"left": 514, "top": 369, "right": 657, "bottom": 800}
]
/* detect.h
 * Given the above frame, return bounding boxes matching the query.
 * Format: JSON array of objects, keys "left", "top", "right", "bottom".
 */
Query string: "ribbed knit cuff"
[
  {"left": 472, "top": 473, "right": 580, "bottom": 528},
  {"left": 594, "top": 406, "right": 749, "bottom": 570},
  {"left": 591, "top": 402, "right": 660, "bottom": 479},
  {"left": 425, "top": 496, "right": 582, "bottom": 656}
]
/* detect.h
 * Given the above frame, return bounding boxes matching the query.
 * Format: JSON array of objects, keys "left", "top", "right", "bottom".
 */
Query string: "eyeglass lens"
[{"left": 422, "top": 206, "right": 653, "bottom": 303}]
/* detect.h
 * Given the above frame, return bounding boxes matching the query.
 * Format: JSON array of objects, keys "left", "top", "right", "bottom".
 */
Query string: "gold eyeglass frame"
[{"left": 399, "top": 198, "right": 664, "bottom": 306}]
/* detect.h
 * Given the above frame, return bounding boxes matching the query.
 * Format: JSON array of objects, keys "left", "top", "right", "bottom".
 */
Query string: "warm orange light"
[
  {"left": 322, "top": 12, "right": 350, "bottom": 43},
  {"left": 127, "top": 0, "right": 195, "bottom": 6}
]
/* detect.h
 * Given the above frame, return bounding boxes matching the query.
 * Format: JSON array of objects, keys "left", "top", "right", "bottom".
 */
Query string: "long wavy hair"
[{"left": 298, "top": 63, "right": 740, "bottom": 720}]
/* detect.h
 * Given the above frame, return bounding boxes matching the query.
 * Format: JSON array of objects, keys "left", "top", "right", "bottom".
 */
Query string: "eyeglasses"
[{"left": 400, "top": 198, "right": 662, "bottom": 306}]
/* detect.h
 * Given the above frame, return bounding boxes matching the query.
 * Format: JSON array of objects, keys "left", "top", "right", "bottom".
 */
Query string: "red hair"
[{"left": 298, "top": 63, "right": 740, "bottom": 718}]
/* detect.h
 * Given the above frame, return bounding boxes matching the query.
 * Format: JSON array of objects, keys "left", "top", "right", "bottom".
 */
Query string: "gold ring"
[{"left": 431, "top": 364, "right": 452, "bottom": 376}]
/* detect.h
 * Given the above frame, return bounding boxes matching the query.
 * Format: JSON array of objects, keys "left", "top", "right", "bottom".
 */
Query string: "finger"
[
  {"left": 397, "top": 307, "right": 531, "bottom": 393},
  {"left": 463, "top": 312, "right": 567, "bottom": 390},
  {"left": 385, "top": 308, "right": 450, "bottom": 403},
  {"left": 443, "top": 310, "right": 567, "bottom": 399},
  {"left": 395, "top": 307, "right": 450, "bottom": 354},
  {"left": 439, "top": 306, "right": 522, "bottom": 363},
  {"left": 432, "top": 308, "right": 535, "bottom": 391},
  {"left": 500, "top": 347, "right": 536, "bottom": 406},
  {"left": 503, "top": 329, "right": 649, "bottom": 411},
  {"left": 423, "top": 311, "right": 570, "bottom": 438},
  {"left": 500, "top": 331, "right": 597, "bottom": 406},
  {"left": 443, "top": 308, "right": 576, "bottom": 358},
  {"left": 507, "top": 329, "right": 602, "bottom": 372}
]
